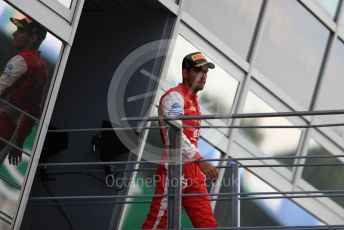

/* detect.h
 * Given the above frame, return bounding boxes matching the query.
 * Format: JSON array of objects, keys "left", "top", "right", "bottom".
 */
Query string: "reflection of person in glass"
[
  {"left": 0, "top": 17, "right": 47, "bottom": 165},
  {"left": 142, "top": 52, "right": 218, "bottom": 229}
]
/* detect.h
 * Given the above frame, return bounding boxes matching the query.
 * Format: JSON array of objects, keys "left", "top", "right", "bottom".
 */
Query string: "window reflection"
[
  {"left": 198, "top": 138, "right": 222, "bottom": 192},
  {"left": 198, "top": 139, "right": 221, "bottom": 167},
  {"left": 164, "top": 35, "right": 239, "bottom": 124},
  {"left": 302, "top": 139, "right": 344, "bottom": 208},
  {"left": 57, "top": 0, "right": 72, "bottom": 9},
  {"left": 215, "top": 168, "right": 322, "bottom": 227},
  {"left": 313, "top": 0, "right": 339, "bottom": 18},
  {"left": 183, "top": 0, "right": 263, "bottom": 59},
  {"left": 255, "top": 0, "right": 330, "bottom": 109},
  {"left": 0, "top": 218, "right": 10, "bottom": 230},
  {"left": 240, "top": 91, "right": 301, "bottom": 165},
  {"left": 0, "top": 0, "right": 63, "bottom": 221},
  {"left": 240, "top": 169, "right": 323, "bottom": 226},
  {"left": 315, "top": 39, "right": 344, "bottom": 141}
]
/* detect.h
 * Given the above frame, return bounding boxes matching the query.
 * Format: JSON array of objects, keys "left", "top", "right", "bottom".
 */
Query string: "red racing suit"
[
  {"left": 0, "top": 49, "right": 47, "bottom": 151},
  {"left": 142, "top": 83, "right": 217, "bottom": 229}
]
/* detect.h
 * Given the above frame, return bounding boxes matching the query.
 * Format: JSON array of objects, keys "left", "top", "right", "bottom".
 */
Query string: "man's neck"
[{"left": 182, "top": 82, "right": 198, "bottom": 95}]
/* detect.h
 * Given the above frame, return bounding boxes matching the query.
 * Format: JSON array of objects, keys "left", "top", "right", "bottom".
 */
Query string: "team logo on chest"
[{"left": 188, "top": 100, "right": 196, "bottom": 112}]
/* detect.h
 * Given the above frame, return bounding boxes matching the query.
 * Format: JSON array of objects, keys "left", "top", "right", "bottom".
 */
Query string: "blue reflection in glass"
[{"left": 198, "top": 139, "right": 221, "bottom": 166}]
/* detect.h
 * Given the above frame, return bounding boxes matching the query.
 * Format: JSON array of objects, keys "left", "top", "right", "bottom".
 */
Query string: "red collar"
[
  {"left": 19, "top": 49, "right": 40, "bottom": 57},
  {"left": 178, "top": 83, "right": 198, "bottom": 100}
]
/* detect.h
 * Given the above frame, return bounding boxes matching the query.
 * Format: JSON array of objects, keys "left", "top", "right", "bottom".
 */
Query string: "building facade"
[{"left": 0, "top": 0, "right": 344, "bottom": 229}]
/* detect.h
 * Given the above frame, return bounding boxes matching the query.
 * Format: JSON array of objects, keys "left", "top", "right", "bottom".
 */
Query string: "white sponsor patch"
[
  {"left": 3, "top": 64, "right": 13, "bottom": 77},
  {"left": 169, "top": 102, "right": 183, "bottom": 116}
]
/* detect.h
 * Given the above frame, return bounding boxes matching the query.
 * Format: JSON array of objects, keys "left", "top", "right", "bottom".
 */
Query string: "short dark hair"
[
  {"left": 182, "top": 52, "right": 215, "bottom": 70},
  {"left": 11, "top": 17, "right": 47, "bottom": 48}
]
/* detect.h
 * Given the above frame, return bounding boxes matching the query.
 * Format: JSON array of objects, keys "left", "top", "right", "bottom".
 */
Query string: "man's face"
[
  {"left": 12, "top": 28, "right": 35, "bottom": 50},
  {"left": 183, "top": 66, "right": 209, "bottom": 92}
]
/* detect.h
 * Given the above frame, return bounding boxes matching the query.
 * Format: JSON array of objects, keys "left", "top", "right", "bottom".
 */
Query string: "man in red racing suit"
[
  {"left": 0, "top": 16, "right": 47, "bottom": 165},
  {"left": 142, "top": 52, "right": 218, "bottom": 229}
]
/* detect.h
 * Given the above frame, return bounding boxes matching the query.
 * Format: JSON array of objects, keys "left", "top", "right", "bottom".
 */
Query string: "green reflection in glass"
[
  {"left": 240, "top": 91, "right": 301, "bottom": 165},
  {"left": 0, "top": 0, "right": 62, "bottom": 221},
  {"left": 302, "top": 139, "right": 344, "bottom": 207}
]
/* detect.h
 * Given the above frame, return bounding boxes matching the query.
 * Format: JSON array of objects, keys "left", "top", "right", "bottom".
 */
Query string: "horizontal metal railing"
[
  {"left": 123, "top": 109, "right": 344, "bottom": 121},
  {"left": 184, "top": 225, "right": 344, "bottom": 230},
  {"left": 8, "top": 110, "right": 344, "bottom": 229}
]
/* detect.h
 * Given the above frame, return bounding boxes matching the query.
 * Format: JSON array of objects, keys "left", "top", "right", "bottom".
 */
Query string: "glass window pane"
[
  {"left": 302, "top": 139, "right": 344, "bottom": 208},
  {"left": 183, "top": 0, "right": 263, "bottom": 59},
  {"left": 240, "top": 91, "right": 302, "bottom": 166},
  {"left": 164, "top": 35, "right": 239, "bottom": 124},
  {"left": 199, "top": 139, "right": 221, "bottom": 167},
  {"left": 0, "top": 218, "right": 10, "bottom": 230},
  {"left": 215, "top": 167, "right": 322, "bottom": 227},
  {"left": 57, "top": 0, "right": 72, "bottom": 8},
  {"left": 313, "top": 0, "right": 340, "bottom": 18},
  {"left": 240, "top": 169, "right": 323, "bottom": 226},
  {"left": 0, "top": 161, "right": 23, "bottom": 218},
  {"left": 198, "top": 138, "right": 222, "bottom": 191},
  {"left": 0, "top": 0, "right": 63, "bottom": 221},
  {"left": 255, "top": 0, "right": 330, "bottom": 109},
  {"left": 315, "top": 39, "right": 344, "bottom": 140}
]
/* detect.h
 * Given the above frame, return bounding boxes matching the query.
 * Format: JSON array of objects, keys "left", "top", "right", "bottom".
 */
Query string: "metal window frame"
[
  {"left": 179, "top": 9, "right": 250, "bottom": 73},
  {"left": 249, "top": 0, "right": 332, "bottom": 112},
  {"left": 251, "top": 69, "right": 308, "bottom": 114},
  {"left": 3, "top": 0, "right": 85, "bottom": 228},
  {"left": 241, "top": 80, "right": 312, "bottom": 182},
  {"left": 307, "top": 1, "right": 344, "bottom": 150},
  {"left": 230, "top": 139, "right": 344, "bottom": 225},
  {"left": 10, "top": 43, "right": 72, "bottom": 230},
  {"left": 39, "top": 0, "right": 78, "bottom": 22},
  {"left": 300, "top": 0, "right": 338, "bottom": 30},
  {"left": 158, "top": 0, "right": 179, "bottom": 15},
  {"left": 119, "top": 0, "right": 344, "bottom": 227},
  {"left": 8, "top": 0, "right": 339, "bottom": 227},
  {"left": 295, "top": 130, "right": 344, "bottom": 222},
  {"left": 300, "top": 0, "right": 344, "bottom": 52},
  {"left": 177, "top": 23, "right": 245, "bottom": 138},
  {"left": 6, "top": 0, "right": 84, "bottom": 44}
]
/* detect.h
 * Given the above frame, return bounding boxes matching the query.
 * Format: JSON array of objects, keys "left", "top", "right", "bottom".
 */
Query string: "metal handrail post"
[
  {"left": 230, "top": 161, "right": 240, "bottom": 228},
  {"left": 167, "top": 121, "right": 182, "bottom": 230}
]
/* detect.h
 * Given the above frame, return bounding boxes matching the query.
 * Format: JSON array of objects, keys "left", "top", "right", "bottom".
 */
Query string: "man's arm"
[
  {"left": 8, "top": 114, "right": 37, "bottom": 165},
  {"left": 160, "top": 91, "right": 218, "bottom": 180},
  {"left": 0, "top": 55, "right": 29, "bottom": 165},
  {"left": 160, "top": 92, "right": 203, "bottom": 160},
  {"left": 0, "top": 55, "right": 27, "bottom": 96}
]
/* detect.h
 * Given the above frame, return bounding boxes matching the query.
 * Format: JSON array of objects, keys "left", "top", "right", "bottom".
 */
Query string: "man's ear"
[{"left": 182, "top": 69, "right": 188, "bottom": 79}]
